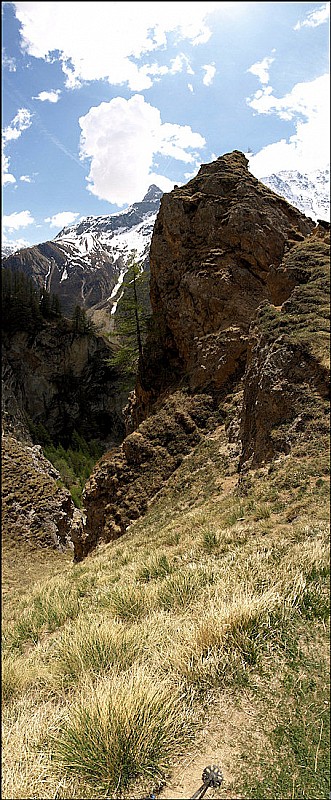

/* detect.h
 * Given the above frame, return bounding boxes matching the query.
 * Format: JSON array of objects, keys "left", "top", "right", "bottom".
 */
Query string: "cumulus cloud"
[
  {"left": 20, "top": 175, "right": 32, "bottom": 183},
  {"left": 294, "top": 3, "right": 329, "bottom": 30},
  {"left": 45, "top": 211, "right": 80, "bottom": 228},
  {"left": 3, "top": 210, "right": 35, "bottom": 231},
  {"left": 33, "top": 90, "right": 61, "bottom": 103},
  {"left": 79, "top": 94, "right": 206, "bottom": 205},
  {"left": 2, "top": 234, "right": 32, "bottom": 251},
  {"left": 13, "top": 1, "right": 221, "bottom": 90},
  {"left": 2, "top": 153, "right": 16, "bottom": 186},
  {"left": 202, "top": 64, "right": 216, "bottom": 86},
  {"left": 247, "top": 74, "right": 330, "bottom": 176},
  {"left": 247, "top": 53, "right": 275, "bottom": 86}
]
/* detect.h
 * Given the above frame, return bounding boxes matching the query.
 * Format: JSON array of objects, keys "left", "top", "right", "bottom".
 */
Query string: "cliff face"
[
  {"left": 2, "top": 323, "right": 125, "bottom": 446},
  {"left": 2, "top": 320, "right": 126, "bottom": 551},
  {"left": 80, "top": 152, "right": 329, "bottom": 561},
  {"left": 80, "top": 392, "right": 221, "bottom": 559},
  {"left": 239, "top": 229, "right": 330, "bottom": 469},
  {"left": 135, "top": 151, "right": 314, "bottom": 414}
]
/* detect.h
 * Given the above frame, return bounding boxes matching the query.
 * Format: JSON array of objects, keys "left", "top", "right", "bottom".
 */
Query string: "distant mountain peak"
[{"left": 142, "top": 184, "right": 163, "bottom": 201}]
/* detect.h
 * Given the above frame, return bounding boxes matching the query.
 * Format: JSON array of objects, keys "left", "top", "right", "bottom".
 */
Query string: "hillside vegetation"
[
  {"left": 2, "top": 411, "right": 329, "bottom": 798},
  {"left": 2, "top": 157, "right": 330, "bottom": 799}
]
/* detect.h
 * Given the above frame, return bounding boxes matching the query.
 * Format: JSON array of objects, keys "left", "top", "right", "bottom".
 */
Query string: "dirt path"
[{"left": 158, "top": 697, "right": 249, "bottom": 800}]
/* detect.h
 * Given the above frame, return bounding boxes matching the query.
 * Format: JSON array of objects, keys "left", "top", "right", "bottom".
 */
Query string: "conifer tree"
[{"left": 109, "top": 250, "right": 150, "bottom": 389}]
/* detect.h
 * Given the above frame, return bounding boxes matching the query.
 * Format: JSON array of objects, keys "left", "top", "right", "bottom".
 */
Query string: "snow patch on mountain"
[
  {"left": 52, "top": 186, "right": 161, "bottom": 281},
  {"left": 260, "top": 167, "right": 330, "bottom": 222}
]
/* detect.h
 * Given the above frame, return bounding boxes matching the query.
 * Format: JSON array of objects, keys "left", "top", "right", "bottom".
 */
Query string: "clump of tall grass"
[
  {"left": 201, "top": 528, "right": 219, "bottom": 553},
  {"left": 108, "top": 584, "right": 150, "bottom": 621},
  {"left": 2, "top": 655, "right": 26, "bottom": 703},
  {"left": 53, "top": 667, "right": 196, "bottom": 795},
  {"left": 166, "top": 588, "right": 287, "bottom": 689},
  {"left": 137, "top": 553, "right": 173, "bottom": 582},
  {"left": 158, "top": 566, "right": 214, "bottom": 611},
  {"left": 54, "top": 616, "right": 145, "bottom": 685},
  {"left": 4, "top": 579, "right": 81, "bottom": 652}
]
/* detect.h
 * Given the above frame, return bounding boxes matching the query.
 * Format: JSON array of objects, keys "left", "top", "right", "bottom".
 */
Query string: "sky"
[{"left": 2, "top": 1, "right": 330, "bottom": 249}]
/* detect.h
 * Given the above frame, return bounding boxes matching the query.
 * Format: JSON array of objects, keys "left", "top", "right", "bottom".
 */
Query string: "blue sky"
[{"left": 2, "top": 1, "right": 330, "bottom": 249}]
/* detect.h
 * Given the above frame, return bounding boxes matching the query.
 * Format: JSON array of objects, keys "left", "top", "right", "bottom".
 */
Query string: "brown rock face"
[
  {"left": 81, "top": 392, "right": 220, "bottom": 559},
  {"left": 78, "top": 154, "right": 328, "bottom": 560},
  {"left": 239, "top": 229, "right": 330, "bottom": 468},
  {"left": 135, "top": 151, "right": 314, "bottom": 418},
  {"left": 2, "top": 323, "right": 125, "bottom": 446}
]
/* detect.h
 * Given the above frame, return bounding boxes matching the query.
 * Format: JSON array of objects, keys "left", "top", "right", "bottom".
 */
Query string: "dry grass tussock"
[{"left": 2, "top": 429, "right": 330, "bottom": 799}]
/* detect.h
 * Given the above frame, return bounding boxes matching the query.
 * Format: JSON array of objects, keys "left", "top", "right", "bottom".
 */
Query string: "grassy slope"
[
  {"left": 2, "top": 232, "right": 330, "bottom": 799},
  {"left": 2, "top": 420, "right": 329, "bottom": 800}
]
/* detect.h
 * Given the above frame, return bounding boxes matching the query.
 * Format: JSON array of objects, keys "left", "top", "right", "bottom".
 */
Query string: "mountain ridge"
[
  {"left": 260, "top": 166, "right": 330, "bottom": 222},
  {"left": 1, "top": 185, "right": 163, "bottom": 317}
]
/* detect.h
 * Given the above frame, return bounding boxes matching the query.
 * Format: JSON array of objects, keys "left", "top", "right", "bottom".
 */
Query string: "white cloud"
[
  {"left": 2, "top": 108, "right": 33, "bottom": 186},
  {"left": 3, "top": 108, "right": 33, "bottom": 143},
  {"left": 3, "top": 210, "right": 35, "bottom": 231},
  {"left": 170, "top": 53, "right": 194, "bottom": 75},
  {"left": 19, "top": 175, "right": 32, "bottom": 182},
  {"left": 247, "top": 74, "right": 330, "bottom": 176},
  {"left": 2, "top": 234, "right": 32, "bottom": 251},
  {"left": 294, "top": 3, "right": 329, "bottom": 30},
  {"left": 33, "top": 90, "right": 61, "bottom": 103},
  {"left": 202, "top": 64, "right": 216, "bottom": 86},
  {"left": 2, "top": 49, "right": 16, "bottom": 71},
  {"left": 79, "top": 94, "right": 206, "bottom": 205},
  {"left": 45, "top": 211, "right": 80, "bottom": 228},
  {"left": 13, "top": 1, "right": 221, "bottom": 90},
  {"left": 247, "top": 53, "right": 275, "bottom": 86},
  {"left": 2, "top": 152, "right": 16, "bottom": 185}
]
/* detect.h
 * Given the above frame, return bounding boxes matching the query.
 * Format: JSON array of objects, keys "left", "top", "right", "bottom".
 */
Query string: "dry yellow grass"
[{"left": 2, "top": 425, "right": 330, "bottom": 799}]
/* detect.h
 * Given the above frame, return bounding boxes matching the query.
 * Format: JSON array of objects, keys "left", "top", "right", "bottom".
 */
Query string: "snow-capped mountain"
[
  {"left": 2, "top": 166, "right": 329, "bottom": 325},
  {"left": 260, "top": 167, "right": 330, "bottom": 222},
  {"left": 2, "top": 244, "right": 17, "bottom": 258},
  {"left": 2, "top": 185, "right": 163, "bottom": 318}
]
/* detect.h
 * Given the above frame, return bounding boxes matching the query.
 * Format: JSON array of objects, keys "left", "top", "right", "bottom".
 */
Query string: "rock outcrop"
[
  {"left": 2, "top": 433, "right": 76, "bottom": 550},
  {"left": 80, "top": 392, "right": 220, "bottom": 559},
  {"left": 239, "top": 228, "right": 330, "bottom": 469},
  {"left": 134, "top": 151, "right": 315, "bottom": 417},
  {"left": 79, "top": 152, "right": 330, "bottom": 559},
  {"left": 2, "top": 318, "right": 126, "bottom": 551}
]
